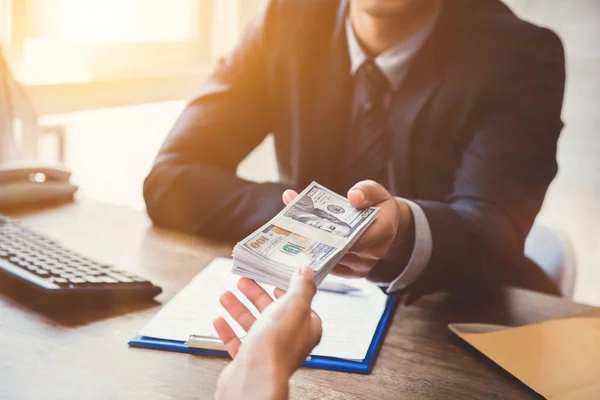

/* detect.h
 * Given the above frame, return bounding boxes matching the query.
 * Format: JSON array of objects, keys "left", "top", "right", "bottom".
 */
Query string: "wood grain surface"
[{"left": 0, "top": 201, "right": 594, "bottom": 400}]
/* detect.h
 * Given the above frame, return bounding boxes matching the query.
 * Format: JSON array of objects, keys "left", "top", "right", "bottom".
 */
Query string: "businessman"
[{"left": 144, "top": 0, "right": 566, "bottom": 299}]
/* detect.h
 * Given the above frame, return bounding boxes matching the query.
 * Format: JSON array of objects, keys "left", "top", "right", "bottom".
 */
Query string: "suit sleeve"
[
  {"left": 407, "top": 29, "right": 566, "bottom": 298},
  {"left": 143, "top": 9, "right": 288, "bottom": 241}
]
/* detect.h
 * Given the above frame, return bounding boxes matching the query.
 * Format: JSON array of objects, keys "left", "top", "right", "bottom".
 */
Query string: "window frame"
[{"left": 4, "top": 0, "right": 215, "bottom": 84}]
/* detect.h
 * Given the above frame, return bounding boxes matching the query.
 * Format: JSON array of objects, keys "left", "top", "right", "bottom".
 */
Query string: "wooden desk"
[{"left": 1, "top": 201, "right": 594, "bottom": 400}]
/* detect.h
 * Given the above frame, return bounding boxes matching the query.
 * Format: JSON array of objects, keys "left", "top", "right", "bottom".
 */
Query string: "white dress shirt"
[{"left": 345, "top": 14, "right": 438, "bottom": 293}]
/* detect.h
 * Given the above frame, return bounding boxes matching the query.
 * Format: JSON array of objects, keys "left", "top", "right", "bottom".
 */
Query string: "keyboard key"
[
  {"left": 52, "top": 278, "right": 70, "bottom": 287},
  {"left": 25, "top": 256, "right": 40, "bottom": 264},
  {"left": 81, "top": 270, "right": 101, "bottom": 278},
  {"left": 22, "top": 255, "right": 37, "bottom": 264},
  {"left": 82, "top": 276, "right": 104, "bottom": 284},
  {"left": 108, "top": 274, "right": 135, "bottom": 283},
  {"left": 35, "top": 269, "right": 51, "bottom": 278},
  {"left": 69, "top": 265, "right": 86, "bottom": 273},
  {"left": 30, "top": 261, "right": 46, "bottom": 269},
  {"left": 68, "top": 278, "right": 87, "bottom": 285},
  {"left": 80, "top": 262, "right": 96, "bottom": 269}
]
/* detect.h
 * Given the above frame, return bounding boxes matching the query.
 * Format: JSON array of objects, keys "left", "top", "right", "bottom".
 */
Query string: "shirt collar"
[{"left": 346, "top": 10, "right": 439, "bottom": 90}]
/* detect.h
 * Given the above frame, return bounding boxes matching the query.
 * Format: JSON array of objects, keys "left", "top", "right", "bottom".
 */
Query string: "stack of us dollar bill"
[{"left": 232, "top": 182, "right": 379, "bottom": 290}]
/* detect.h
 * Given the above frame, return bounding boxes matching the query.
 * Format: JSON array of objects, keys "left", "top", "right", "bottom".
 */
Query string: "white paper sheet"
[{"left": 139, "top": 258, "right": 389, "bottom": 361}]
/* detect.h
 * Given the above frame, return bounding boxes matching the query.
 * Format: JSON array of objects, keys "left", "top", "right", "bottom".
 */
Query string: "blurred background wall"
[
  {"left": 502, "top": 0, "right": 600, "bottom": 306},
  {"left": 0, "top": 0, "right": 598, "bottom": 304}
]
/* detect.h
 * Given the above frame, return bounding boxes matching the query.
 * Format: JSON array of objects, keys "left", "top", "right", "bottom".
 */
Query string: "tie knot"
[{"left": 357, "top": 59, "right": 390, "bottom": 103}]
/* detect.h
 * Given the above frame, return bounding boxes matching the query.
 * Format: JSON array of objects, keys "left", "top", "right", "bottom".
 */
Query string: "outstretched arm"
[{"left": 214, "top": 268, "right": 322, "bottom": 400}]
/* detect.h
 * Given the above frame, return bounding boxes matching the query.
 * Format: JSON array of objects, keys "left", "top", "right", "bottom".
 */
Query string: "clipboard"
[{"left": 129, "top": 295, "right": 397, "bottom": 374}]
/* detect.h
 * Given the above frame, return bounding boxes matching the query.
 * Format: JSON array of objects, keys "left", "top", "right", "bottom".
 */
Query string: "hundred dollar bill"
[
  {"left": 232, "top": 182, "right": 379, "bottom": 289},
  {"left": 272, "top": 182, "right": 379, "bottom": 247},
  {"left": 240, "top": 224, "right": 338, "bottom": 271}
]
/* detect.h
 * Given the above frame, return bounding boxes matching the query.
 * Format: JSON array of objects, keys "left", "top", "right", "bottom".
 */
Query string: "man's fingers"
[
  {"left": 347, "top": 229, "right": 390, "bottom": 255},
  {"left": 213, "top": 317, "right": 241, "bottom": 358},
  {"left": 273, "top": 288, "right": 286, "bottom": 299},
  {"left": 282, "top": 190, "right": 299, "bottom": 205},
  {"left": 219, "top": 291, "right": 256, "bottom": 331},
  {"left": 348, "top": 180, "right": 391, "bottom": 208},
  {"left": 334, "top": 252, "right": 376, "bottom": 277},
  {"left": 237, "top": 278, "right": 274, "bottom": 312}
]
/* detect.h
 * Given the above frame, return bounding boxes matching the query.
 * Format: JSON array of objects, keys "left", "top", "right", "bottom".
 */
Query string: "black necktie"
[{"left": 342, "top": 59, "right": 392, "bottom": 191}]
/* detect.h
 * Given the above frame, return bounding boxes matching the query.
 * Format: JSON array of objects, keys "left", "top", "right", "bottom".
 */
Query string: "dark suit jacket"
[{"left": 144, "top": 0, "right": 565, "bottom": 297}]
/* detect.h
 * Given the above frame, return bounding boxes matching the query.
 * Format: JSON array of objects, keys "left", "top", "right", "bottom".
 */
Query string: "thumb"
[
  {"left": 348, "top": 180, "right": 391, "bottom": 208},
  {"left": 286, "top": 266, "right": 317, "bottom": 304}
]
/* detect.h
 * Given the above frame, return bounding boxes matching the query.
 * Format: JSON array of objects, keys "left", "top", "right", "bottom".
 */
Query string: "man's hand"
[
  {"left": 283, "top": 180, "right": 414, "bottom": 278},
  {"left": 214, "top": 267, "right": 322, "bottom": 400}
]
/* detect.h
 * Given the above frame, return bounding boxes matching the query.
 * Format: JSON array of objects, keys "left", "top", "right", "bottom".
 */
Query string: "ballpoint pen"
[{"left": 318, "top": 281, "right": 361, "bottom": 294}]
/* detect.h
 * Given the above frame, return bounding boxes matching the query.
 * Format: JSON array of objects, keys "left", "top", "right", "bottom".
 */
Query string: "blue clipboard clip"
[
  {"left": 187, "top": 335, "right": 227, "bottom": 351},
  {"left": 186, "top": 334, "right": 248, "bottom": 351}
]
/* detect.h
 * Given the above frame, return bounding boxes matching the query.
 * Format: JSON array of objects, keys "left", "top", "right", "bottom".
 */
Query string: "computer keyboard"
[{"left": 0, "top": 214, "right": 162, "bottom": 304}]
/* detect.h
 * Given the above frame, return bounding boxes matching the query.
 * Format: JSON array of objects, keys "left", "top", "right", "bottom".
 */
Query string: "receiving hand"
[
  {"left": 283, "top": 180, "right": 413, "bottom": 278},
  {"left": 214, "top": 267, "right": 322, "bottom": 400}
]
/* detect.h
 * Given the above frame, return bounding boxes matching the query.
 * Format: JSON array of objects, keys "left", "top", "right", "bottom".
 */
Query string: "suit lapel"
[
  {"left": 299, "top": 0, "right": 351, "bottom": 194},
  {"left": 387, "top": 61, "right": 442, "bottom": 198},
  {"left": 388, "top": 2, "right": 467, "bottom": 198}
]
